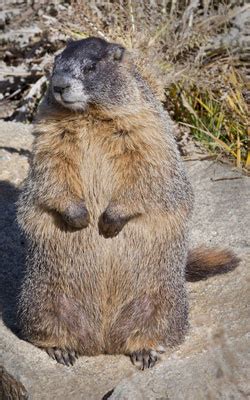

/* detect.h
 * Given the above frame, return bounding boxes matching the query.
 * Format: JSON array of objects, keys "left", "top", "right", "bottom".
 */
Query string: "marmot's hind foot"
[
  {"left": 46, "top": 347, "right": 78, "bottom": 366},
  {"left": 130, "top": 349, "right": 158, "bottom": 370}
]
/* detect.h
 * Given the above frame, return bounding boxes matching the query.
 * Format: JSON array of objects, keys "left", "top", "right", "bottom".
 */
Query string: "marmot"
[{"left": 17, "top": 37, "right": 240, "bottom": 369}]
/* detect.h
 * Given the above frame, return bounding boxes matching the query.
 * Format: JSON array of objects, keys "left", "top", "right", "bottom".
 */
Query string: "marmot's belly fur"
[{"left": 18, "top": 136, "right": 189, "bottom": 360}]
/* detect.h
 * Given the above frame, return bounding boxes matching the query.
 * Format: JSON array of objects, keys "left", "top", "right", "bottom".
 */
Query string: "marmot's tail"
[{"left": 186, "top": 247, "right": 240, "bottom": 282}]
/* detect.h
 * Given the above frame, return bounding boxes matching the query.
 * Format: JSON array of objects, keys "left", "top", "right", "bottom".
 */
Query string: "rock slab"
[{"left": 0, "top": 121, "right": 249, "bottom": 400}]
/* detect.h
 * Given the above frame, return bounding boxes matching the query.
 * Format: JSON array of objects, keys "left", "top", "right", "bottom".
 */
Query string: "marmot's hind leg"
[
  {"left": 19, "top": 291, "right": 102, "bottom": 364},
  {"left": 108, "top": 282, "right": 188, "bottom": 369},
  {"left": 18, "top": 243, "right": 103, "bottom": 364}
]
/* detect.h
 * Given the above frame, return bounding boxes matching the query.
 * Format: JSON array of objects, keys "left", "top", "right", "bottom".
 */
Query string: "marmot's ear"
[{"left": 106, "top": 44, "right": 126, "bottom": 62}]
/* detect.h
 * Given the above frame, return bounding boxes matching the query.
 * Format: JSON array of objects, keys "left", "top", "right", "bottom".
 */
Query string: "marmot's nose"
[
  {"left": 52, "top": 74, "right": 71, "bottom": 95},
  {"left": 53, "top": 84, "right": 70, "bottom": 95}
]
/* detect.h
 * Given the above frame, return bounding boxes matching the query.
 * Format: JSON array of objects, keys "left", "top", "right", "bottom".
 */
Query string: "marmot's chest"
[{"left": 79, "top": 125, "right": 125, "bottom": 214}]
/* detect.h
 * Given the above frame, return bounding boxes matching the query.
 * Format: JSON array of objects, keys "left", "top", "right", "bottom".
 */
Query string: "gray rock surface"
[{"left": 0, "top": 121, "right": 249, "bottom": 400}]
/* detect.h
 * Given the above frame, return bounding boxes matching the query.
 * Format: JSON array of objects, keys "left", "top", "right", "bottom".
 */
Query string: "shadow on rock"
[
  {"left": 0, "top": 146, "right": 31, "bottom": 158},
  {"left": 0, "top": 180, "right": 25, "bottom": 334},
  {"left": 102, "top": 389, "right": 114, "bottom": 400}
]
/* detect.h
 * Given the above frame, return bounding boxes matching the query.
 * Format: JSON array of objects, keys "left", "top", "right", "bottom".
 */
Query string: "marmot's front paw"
[
  {"left": 61, "top": 202, "right": 90, "bottom": 230},
  {"left": 98, "top": 210, "right": 129, "bottom": 238}
]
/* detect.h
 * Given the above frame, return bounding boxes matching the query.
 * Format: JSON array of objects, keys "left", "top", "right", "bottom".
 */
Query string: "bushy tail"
[{"left": 186, "top": 247, "right": 240, "bottom": 282}]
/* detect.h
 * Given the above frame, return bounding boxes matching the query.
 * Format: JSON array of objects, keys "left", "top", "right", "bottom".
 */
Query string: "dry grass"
[{"left": 53, "top": 0, "right": 248, "bottom": 169}]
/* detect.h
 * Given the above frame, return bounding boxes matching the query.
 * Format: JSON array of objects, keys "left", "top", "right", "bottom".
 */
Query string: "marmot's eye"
[{"left": 84, "top": 63, "right": 96, "bottom": 73}]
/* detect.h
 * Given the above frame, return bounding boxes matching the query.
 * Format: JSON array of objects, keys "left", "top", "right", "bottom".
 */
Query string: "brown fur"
[
  {"left": 186, "top": 247, "right": 240, "bottom": 282},
  {"left": 17, "top": 38, "right": 239, "bottom": 369}
]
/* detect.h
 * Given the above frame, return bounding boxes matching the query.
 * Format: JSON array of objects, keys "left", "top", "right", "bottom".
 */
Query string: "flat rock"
[{"left": 0, "top": 121, "right": 249, "bottom": 400}]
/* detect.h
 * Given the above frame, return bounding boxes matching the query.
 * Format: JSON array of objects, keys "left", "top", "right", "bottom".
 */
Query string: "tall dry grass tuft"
[{"left": 56, "top": 0, "right": 249, "bottom": 169}]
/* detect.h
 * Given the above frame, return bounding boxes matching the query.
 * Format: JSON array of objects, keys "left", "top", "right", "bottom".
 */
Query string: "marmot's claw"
[
  {"left": 46, "top": 347, "right": 77, "bottom": 366},
  {"left": 61, "top": 202, "right": 90, "bottom": 230},
  {"left": 98, "top": 211, "right": 128, "bottom": 238},
  {"left": 130, "top": 349, "right": 158, "bottom": 370}
]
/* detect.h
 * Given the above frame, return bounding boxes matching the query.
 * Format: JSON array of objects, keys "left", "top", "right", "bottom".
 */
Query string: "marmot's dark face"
[{"left": 51, "top": 37, "right": 135, "bottom": 111}]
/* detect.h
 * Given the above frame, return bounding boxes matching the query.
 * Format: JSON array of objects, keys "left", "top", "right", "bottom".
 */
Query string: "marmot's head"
[{"left": 51, "top": 37, "right": 140, "bottom": 112}]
